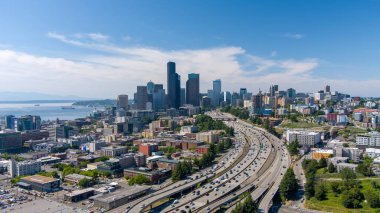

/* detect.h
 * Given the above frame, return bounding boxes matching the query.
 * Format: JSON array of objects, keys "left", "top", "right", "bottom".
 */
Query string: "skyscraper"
[
  {"left": 117, "top": 94, "right": 129, "bottom": 109},
  {"left": 152, "top": 84, "right": 166, "bottom": 112},
  {"left": 212, "top": 79, "right": 221, "bottom": 107},
  {"left": 180, "top": 88, "right": 186, "bottom": 107},
  {"left": 325, "top": 85, "right": 331, "bottom": 93},
  {"left": 240, "top": 88, "right": 247, "bottom": 99},
  {"left": 186, "top": 73, "right": 200, "bottom": 106},
  {"left": 134, "top": 86, "right": 148, "bottom": 110},
  {"left": 253, "top": 91, "right": 263, "bottom": 115},
  {"left": 5, "top": 115, "right": 15, "bottom": 130},
  {"left": 270, "top": 85, "right": 279, "bottom": 97},
  {"left": 167, "top": 62, "right": 181, "bottom": 109},
  {"left": 147, "top": 81, "right": 155, "bottom": 95},
  {"left": 286, "top": 88, "right": 296, "bottom": 99}
]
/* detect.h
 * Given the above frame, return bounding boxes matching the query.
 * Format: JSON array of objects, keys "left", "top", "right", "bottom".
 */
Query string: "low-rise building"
[
  {"left": 93, "top": 186, "right": 151, "bottom": 211},
  {"left": 100, "top": 146, "right": 127, "bottom": 157},
  {"left": 97, "top": 159, "right": 123, "bottom": 177},
  {"left": 124, "top": 168, "right": 171, "bottom": 184},
  {"left": 311, "top": 149, "right": 334, "bottom": 160},
  {"left": 356, "top": 132, "right": 380, "bottom": 149},
  {"left": 19, "top": 175, "right": 60, "bottom": 192},
  {"left": 139, "top": 143, "right": 159, "bottom": 157},
  {"left": 365, "top": 148, "right": 380, "bottom": 158},
  {"left": 336, "top": 163, "right": 357, "bottom": 172},
  {"left": 64, "top": 188, "right": 95, "bottom": 202},
  {"left": 64, "top": 173, "right": 92, "bottom": 184},
  {"left": 328, "top": 157, "right": 349, "bottom": 166},
  {"left": 196, "top": 131, "right": 219, "bottom": 143}
]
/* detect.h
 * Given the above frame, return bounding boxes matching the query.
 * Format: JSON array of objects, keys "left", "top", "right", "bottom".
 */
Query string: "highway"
[
  {"left": 159, "top": 112, "right": 290, "bottom": 213},
  {"left": 122, "top": 111, "right": 290, "bottom": 213},
  {"left": 161, "top": 120, "right": 270, "bottom": 212},
  {"left": 124, "top": 115, "right": 253, "bottom": 213}
]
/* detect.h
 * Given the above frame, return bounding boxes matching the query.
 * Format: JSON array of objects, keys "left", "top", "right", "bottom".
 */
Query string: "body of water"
[{"left": 0, "top": 102, "right": 97, "bottom": 121}]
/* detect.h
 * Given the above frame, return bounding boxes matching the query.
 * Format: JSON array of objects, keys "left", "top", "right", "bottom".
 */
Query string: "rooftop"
[
  {"left": 66, "top": 187, "right": 95, "bottom": 197},
  {"left": 93, "top": 185, "right": 150, "bottom": 203},
  {"left": 21, "top": 175, "right": 59, "bottom": 184}
]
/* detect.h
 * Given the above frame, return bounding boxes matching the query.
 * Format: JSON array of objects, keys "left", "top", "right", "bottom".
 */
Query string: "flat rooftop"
[
  {"left": 21, "top": 175, "right": 58, "bottom": 184},
  {"left": 66, "top": 187, "right": 95, "bottom": 197},
  {"left": 93, "top": 185, "right": 150, "bottom": 203}
]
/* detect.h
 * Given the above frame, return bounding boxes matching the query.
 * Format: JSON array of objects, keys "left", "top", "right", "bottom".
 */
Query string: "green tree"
[
  {"left": 363, "top": 188, "right": 380, "bottom": 208},
  {"left": 279, "top": 169, "right": 298, "bottom": 201},
  {"left": 371, "top": 180, "right": 379, "bottom": 189},
  {"left": 51, "top": 171, "right": 59, "bottom": 178},
  {"left": 341, "top": 187, "right": 364, "bottom": 209},
  {"left": 340, "top": 168, "right": 357, "bottom": 181},
  {"left": 78, "top": 178, "right": 93, "bottom": 188},
  {"left": 315, "top": 183, "right": 327, "bottom": 201},
  {"left": 318, "top": 158, "right": 328, "bottom": 168},
  {"left": 216, "top": 141, "right": 225, "bottom": 153},
  {"left": 330, "top": 182, "right": 341, "bottom": 196},
  {"left": 287, "top": 139, "right": 299, "bottom": 156},
  {"left": 231, "top": 193, "right": 258, "bottom": 213},
  {"left": 328, "top": 163, "right": 335, "bottom": 173},
  {"left": 128, "top": 174, "right": 150, "bottom": 185}
]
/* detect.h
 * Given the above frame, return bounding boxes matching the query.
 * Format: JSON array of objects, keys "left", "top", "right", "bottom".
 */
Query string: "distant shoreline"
[{"left": 0, "top": 100, "right": 80, "bottom": 104}]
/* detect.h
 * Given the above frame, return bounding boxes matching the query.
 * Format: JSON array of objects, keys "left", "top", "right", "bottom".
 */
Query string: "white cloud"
[
  {"left": 0, "top": 32, "right": 377, "bottom": 98},
  {"left": 123, "top": 35, "right": 132, "bottom": 42},
  {"left": 284, "top": 33, "right": 304, "bottom": 39},
  {"left": 270, "top": 50, "right": 277, "bottom": 57},
  {"left": 74, "top": 33, "right": 109, "bottom": 42}
]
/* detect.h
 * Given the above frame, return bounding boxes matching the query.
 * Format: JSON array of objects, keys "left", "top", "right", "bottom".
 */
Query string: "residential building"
[
  {"left": 139, "top": 143, "right": 159, "bottom": 157},
  {"left": 356, "top": 132, "right": 380, "bottom": 149},
  {"left": 100, "top": 146, "right": 127, "bottom": 157},
  {"left": 196, "top": 131, "right": 219, "bottom": 143},
  {"left": 336, "top": 163, "right": 357, "bottom": 172},
  {"left": 286, "top": 130, "right": 321, "bottom": 146}
]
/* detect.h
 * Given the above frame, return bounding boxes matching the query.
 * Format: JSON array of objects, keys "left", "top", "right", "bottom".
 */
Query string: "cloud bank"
[{"left": 0, "top": 32, "right": 378, "bottom": 99}]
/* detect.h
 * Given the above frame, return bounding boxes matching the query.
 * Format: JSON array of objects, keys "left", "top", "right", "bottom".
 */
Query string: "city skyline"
[{"left": 0, "top": 0, "right": 380, "bottom": 99}]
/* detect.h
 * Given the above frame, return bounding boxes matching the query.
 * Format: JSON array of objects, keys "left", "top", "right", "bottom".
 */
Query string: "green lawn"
[
  {"left": 280, "top": 121, "right": 323, "bottom": 129},
  {"left": 306, "top": 180, "right": 380, "bottom": 213}
]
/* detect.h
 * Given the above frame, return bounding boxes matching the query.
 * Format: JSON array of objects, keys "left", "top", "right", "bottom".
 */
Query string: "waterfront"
[{"left": 0, "top": 102, "right": 97, "bottom": 121}]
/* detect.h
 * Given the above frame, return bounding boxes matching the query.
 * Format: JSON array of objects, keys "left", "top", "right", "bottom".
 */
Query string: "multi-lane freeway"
[{"left": 121, "top": 111, "right": 290, "bottom": 213}]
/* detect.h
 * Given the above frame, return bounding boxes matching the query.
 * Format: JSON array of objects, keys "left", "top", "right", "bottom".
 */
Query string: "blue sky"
[{"left": 0, "top": 0, "right": 379, "bottom": 98}]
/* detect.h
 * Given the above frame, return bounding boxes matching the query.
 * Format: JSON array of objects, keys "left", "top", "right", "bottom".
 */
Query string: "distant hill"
[
  {"left": 0, "top": 91, "right": 90, "bottom": 102},
  {"left": 72, "top": 99, "right": 116, "bottom": 107}
]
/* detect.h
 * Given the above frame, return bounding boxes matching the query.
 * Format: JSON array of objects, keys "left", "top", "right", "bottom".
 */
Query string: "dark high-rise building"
[
  {"left": 212, "top": 79, "right": 221, "bottom": 107},
  {"left": 147, "top": 81, "right": 155, "bottom": 95},
  {"left": 325, "top": 85, "right": 331, "bottom": 93},
  {"left": 240, "top": 88, "right": 247, "bottom": 99},
  {"left": 117, "top": 94, "right": 129, "bottom": 109},
  {"left": 5, "top": 115, "right": 15, "bottom": 130},
  {"left": 252, "top": 91, "right": 263, "bottom": 115},
  {"left": 180, "top": 88, "right": 186, "bottom": 107},
  {"left": 167, "top": 62, "right": 181, "bottom": 109},
  {"left": 186, "top": 73, "right": 200, "bottom": 106},
  {"left": 15, "top": 115, "right": 41, "bottom": 131},
  {"left": 152, "top": 84, "right": 166, "bottom": 112},
  {"left": 134, "top": 86, "right": 148, "bottom": 110},
  {"left": 270, "top": 85, "right": 279, "bottom": 97},
  {"left": 287, "top": 88, "right": 296, "bottom": 99}
]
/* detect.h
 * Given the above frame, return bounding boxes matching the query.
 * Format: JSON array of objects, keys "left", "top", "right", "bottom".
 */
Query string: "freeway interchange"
[{"left": 124, "top": 112, "right": 290, "bottom": 213}]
